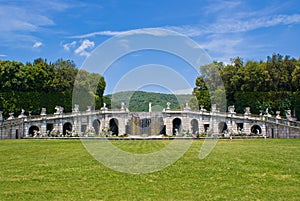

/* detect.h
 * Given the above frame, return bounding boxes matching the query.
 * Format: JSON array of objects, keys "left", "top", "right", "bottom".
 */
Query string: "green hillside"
[{"left": 104, "top": 91, "right": 194, "bottom": 112}]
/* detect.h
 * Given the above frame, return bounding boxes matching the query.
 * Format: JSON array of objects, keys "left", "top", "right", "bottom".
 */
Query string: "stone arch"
[
  {"left": 237, "top": 123, "right": 243, "bottom": 132},
  {"left": 93, "top": 119, "right": 101, "bottom": 135},
  {"left": 172, "top": 118, "right": 182, "bottom": 135},
  {"left": 160, "top": 125, "right": 166, "bottom": 135},
  {"left": 109, "top": 118, "right": 119, "bottom": 136},
  {"left": 29, "top": 125, "right": 39, "bottom": 136},
  {"left": 63, "top": 122, "right": 72, "bottom": 135},
  {"left": 46, "top": 123, "right": 54, "bottom": 133},
  {"left": 218, "top": 122, "right": 228, "bottom": 133},
  {"left": 251, "top": 125, "right": 262, "bottom": 135},
  {"left": 191, "top": 119, "right": 199, "bottom": 134},
  {"left": 204, "top": 124, "right": 210, "bottom": 132}
]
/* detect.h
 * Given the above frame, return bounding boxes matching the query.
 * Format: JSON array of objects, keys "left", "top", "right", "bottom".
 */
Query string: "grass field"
[{"left": 0, "top": 139, "right": 299, "bottom": 200}]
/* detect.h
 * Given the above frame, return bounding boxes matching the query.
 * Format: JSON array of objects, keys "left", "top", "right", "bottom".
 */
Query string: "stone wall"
[{"left": 0, "top": 105, "right": 300, "bottom": 139}]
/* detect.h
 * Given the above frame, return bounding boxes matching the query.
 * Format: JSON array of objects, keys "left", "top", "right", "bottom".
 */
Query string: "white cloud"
[
  {"left": 164, "top": 14, "right": 300, "bottom": 37},
  {"left": 164, "top": 25, "right": 203, "bottom": 37},
  {"left": 33, "top": 41, "right": 42, "bottom": 48},
  {"left": 75, "top": 39, "right": 95, "bottom": 57},
  {"left": 0, "top": 2, "right": 66, "bottom": 49},
  {"left": 0, "top": 54, "right": 7, "bottom": 57},
  {"left": 63, "top": 41, "right": 77, "bottom": 51},
  {"left": 0, "top": 5, "right": 54, "bottom": 32},
  {"left": 199, "top": 36, "right": 242, "bottom": 52},
  {"left": 66, "top": 2, "right": 299, "bottom": 64},
  {"left": 36, "top": 1, "right": 71, "bottom": 12},
  {"left": 151, "top": 14, "right": 300, "bottom": 63},
  {"left": 70, "top": 28, "right": 179, "bottom": 38},
  {"left": 204, "top": 0, "right": 241, "bottom": 14},
  {"left": 207, "top": 14, "right": 300, "bottom": 34},
  {"left": 71, "top": 31, "right": 123, "bottom": 38},
  {"left": 173, "top": 88, "right": 194, "bottom": 95},
  {"left": 69, "top": 13, "right": 300, "bottom": 40}
]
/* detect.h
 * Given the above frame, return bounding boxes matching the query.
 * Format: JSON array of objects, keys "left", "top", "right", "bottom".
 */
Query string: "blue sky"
[{"left": 1, "top": 0, "right": 300, "bottom": 94}]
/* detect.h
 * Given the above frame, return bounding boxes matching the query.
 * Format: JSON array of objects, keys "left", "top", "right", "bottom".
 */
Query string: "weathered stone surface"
[{"left": 0, "top": 106, "right": 299, "bottom": 139}]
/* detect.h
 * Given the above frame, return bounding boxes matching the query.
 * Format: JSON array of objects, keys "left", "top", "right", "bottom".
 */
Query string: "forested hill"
[
  {"left": 104, "top": 91, "right": 197, "bottom": 112},
  {"left": 0, "top": 58, "right": 106, "bottom": 117}
]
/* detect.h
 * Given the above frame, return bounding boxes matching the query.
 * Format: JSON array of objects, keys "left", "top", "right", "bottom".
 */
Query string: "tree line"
[
  {"left": 0, "top": 58, "right": 106, "bottom": 117},
  {"left": 194, "top": 54, "right": 300, "bottom": 120},
  {"left": 2, "top": 53, "right": 299, "bottom": 120}
]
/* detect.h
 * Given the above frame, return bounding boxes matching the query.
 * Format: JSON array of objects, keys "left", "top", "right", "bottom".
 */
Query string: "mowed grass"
[{"left": 0, "top": 139, "right": 299, "bottom": 201}]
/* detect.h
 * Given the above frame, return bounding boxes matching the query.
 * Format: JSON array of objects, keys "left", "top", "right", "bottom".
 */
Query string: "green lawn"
[{"left": 0, "top": 139, "right": 299, "bottom": 200}]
